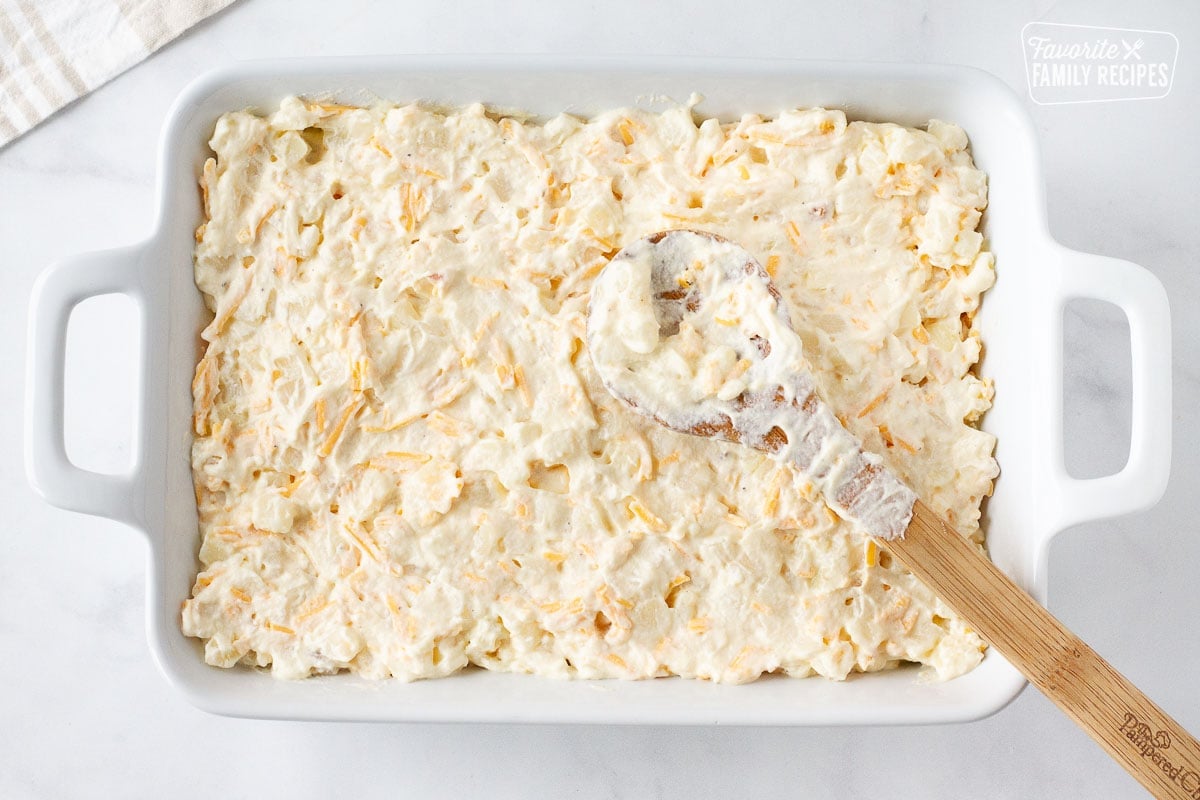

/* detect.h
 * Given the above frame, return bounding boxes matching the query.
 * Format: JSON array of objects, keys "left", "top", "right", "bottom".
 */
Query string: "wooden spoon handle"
[{"left": 891, "top": 501, "right": 1200, "bottom": 799}]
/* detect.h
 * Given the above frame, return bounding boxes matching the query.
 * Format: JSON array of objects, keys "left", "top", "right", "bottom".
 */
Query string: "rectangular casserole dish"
[{"left": 25, "top": 56, "right": 1172, "bottom": 724}]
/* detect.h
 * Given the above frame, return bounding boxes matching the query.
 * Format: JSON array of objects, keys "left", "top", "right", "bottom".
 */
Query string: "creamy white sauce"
[{"left": 182, "top": 97, "right": 997, "bottom": 683}]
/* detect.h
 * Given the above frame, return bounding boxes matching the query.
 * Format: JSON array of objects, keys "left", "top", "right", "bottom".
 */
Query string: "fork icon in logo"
[{"left": 1122, "top": 38, "right": 1145, "bottom": 60}]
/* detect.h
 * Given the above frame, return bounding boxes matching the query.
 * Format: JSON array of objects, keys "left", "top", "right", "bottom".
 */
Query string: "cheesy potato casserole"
[{"left": 182, "top": 96, "right": 997, "bottom": 683}]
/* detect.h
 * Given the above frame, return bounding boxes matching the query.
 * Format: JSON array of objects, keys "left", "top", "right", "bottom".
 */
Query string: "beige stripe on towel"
[
  {"left": 7, "top": 6, "right": 67, "bottom": 113},
  {"left": 0, "top": 108, "right": 18, "bottom": 139},
  {"left": 0, "top": 8, "right": 45, "bottom": 127},
  {"left": 19, "top": 0, "right": 89, "bottom": 96}
]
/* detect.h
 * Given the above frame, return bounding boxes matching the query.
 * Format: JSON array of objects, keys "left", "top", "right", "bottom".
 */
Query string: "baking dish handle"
[
  {"left": 1049, "top": 247, "right": 1172, "bottom": 530},
  {"left": 25, "top": 245, "right": 147, "bottom": 528}
]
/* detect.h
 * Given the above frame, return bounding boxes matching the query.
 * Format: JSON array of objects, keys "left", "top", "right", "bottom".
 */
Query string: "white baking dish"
[{"left": 25, "top": 57, "right": 1172, "bottom": 724}]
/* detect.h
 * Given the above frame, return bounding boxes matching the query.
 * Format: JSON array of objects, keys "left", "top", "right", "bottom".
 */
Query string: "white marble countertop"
[{"left": 2, "top": 0, "right": 1197, "bottom": 797}]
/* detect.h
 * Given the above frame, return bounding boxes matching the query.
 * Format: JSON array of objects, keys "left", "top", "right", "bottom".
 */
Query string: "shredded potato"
[{"left": 182, "top": 97, "right": 997, "bottom": 683}]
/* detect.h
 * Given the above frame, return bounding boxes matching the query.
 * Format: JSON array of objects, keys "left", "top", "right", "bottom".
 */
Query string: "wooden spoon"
[{"left": 587, "top": 229, "right": 1200, "bottom": 798}]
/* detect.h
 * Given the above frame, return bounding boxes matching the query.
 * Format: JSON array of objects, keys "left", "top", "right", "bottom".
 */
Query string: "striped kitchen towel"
[{"left": 0, "top": 0, "right": 236, "bottom": 148}]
